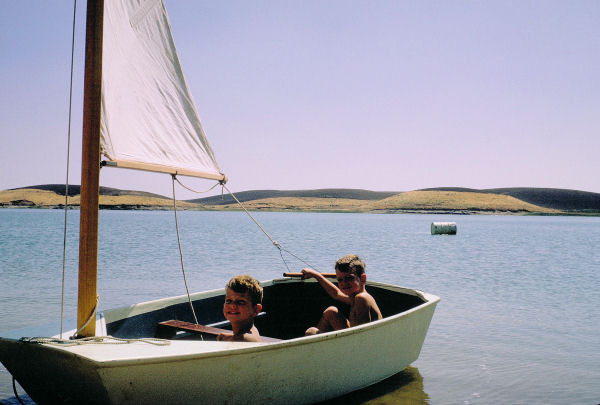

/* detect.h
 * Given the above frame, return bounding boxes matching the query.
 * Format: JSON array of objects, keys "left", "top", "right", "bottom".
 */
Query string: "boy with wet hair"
[
  {"left": 217, "top": 275, "right": 264, "bottom": 342},
  {"left": 302, "top": 254, "right": 382, "bottom": 335}
]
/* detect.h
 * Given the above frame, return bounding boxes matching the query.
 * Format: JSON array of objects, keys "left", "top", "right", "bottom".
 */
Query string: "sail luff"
[{"left": 77, "top": 0, "right": 104, "bottom": 338}]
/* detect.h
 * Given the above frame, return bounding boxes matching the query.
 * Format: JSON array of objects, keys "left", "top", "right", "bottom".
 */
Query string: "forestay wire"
[
  {"left": 173, "top": 176, "right": 319, "bottom": 274},
  {"left": 220, "top": 183, "right": 319, "bottom": 272},
  {"left": 58, "top": 0, "right": 101, "bottom": 343},
  {"left": 60, "top": 0, "right": 78, "bottom": 340}
]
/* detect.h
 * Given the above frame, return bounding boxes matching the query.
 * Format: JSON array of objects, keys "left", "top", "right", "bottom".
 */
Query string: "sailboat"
[{"left": 0, "top": 1, "right": 439, "bottom": 404}]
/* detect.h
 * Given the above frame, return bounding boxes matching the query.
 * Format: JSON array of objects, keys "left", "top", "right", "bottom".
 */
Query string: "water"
[{"left": 1, "top": 209, "right": 598, "bottom": 404}]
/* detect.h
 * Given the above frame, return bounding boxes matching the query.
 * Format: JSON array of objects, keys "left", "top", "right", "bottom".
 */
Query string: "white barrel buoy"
[{"left": 431, "top": 222, "right": 457, "bottom": 235}]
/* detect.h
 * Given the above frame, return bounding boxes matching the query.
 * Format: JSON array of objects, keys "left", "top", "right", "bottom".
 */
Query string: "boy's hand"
[
  {"left": 300, "top": 268, "right": 318, "bottom": 279},
  {"left": 217, "top": 333, "right": 234, "bottom": 341}
]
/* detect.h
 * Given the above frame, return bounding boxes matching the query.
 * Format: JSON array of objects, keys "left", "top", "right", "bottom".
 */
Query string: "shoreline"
[{"left": 1, "top": 205, "right": 598, "bottom": 217}]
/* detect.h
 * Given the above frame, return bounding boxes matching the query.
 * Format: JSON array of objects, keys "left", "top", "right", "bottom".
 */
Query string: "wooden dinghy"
[{"left": 0, "top": 277, "right": 438, "bottom": 404}]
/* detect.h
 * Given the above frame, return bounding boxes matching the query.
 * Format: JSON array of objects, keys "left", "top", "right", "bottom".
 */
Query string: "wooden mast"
[{"left": 77, "top": 0, "right": 104, "bottom": 337}]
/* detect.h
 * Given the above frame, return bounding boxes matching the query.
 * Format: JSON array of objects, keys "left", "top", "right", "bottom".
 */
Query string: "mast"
[{"left": 77, "top": 0, "right": 104, "bottom": 337}]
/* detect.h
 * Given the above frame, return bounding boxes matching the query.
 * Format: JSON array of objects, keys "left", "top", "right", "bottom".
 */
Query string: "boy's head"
[
  {"left": 335, "top": 254, "right": 367, "bottom": 296},
  {"left": 226, "top": 274, "right": 263, "bottom": 306},
  {"left": 223, "top": 275, "right": 263, "bottom": 323},
  {"left": 335, "top": 254, "right": 366, "bottom": 276}
]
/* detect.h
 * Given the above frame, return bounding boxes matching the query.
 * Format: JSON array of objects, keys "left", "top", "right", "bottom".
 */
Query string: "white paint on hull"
[{"left": 0, "top": 280, "right": 439, "bottom": 404}]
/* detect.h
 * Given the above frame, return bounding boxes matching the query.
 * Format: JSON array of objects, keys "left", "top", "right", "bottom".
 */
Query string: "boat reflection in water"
[{"left": 320, "top": 366, "right": 429, "bottom": 404}]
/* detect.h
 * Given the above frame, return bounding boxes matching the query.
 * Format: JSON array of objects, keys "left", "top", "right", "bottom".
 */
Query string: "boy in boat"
[
  {"left": 217, "top": 275, "right": 264, "bottom": 342},
  {"left": 302, "top": 254, "right": 382, "bottom": 335}
]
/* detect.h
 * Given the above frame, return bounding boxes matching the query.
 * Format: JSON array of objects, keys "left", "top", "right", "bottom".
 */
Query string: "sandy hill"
[
  {"left": 2, "top": 185, "right": 599, "bottom": 215},
  {"left": 0, "top": 186, "right": 196, "bottom": 210},
  {"left": 370, "top": 191, "right": 559, "bottom": 214},
  {"left": 207, "top": 191, "right": 560, "bottom": 214},
  {"left": 17, "top": 184, "right": 167, "bottom": 199},
  {"left": 189, "top": 189, "right": 398, "bottom": 205},
  {"left": 420, "top": 187, "right": 600, "bottom": 212},
  {"left": 194, "top": 187, "right": 599, "bottom": 214}
]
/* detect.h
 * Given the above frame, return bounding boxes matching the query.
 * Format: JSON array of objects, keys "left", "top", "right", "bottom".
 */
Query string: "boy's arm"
[
  {"left": 240, "top": 327, "right": 262, "bottom": 342},
  {"left": 217, "top": 326, "right": 262, "bottom": 342},
  {"left": 301, "top": 268, "right": 351, "bottom": 304}
]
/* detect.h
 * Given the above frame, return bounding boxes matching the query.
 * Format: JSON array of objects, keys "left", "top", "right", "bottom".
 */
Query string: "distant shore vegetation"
[{"left": 1, "top": 185, "right": 599, "bottom": 216}]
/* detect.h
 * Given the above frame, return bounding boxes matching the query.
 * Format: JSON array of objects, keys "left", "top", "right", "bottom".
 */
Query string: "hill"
[
  {"left": 189, "top": 189, "right": 398, "bottom": 205},
  {"left": 420, "top": 187, "right": 600, "bottom": 212},
  {"left": 1, "top": 185, "right": 599, "bottom": 215},
  {"left": 15, "top": 184, "right": 168, "bottom": 199},
  {"left": 205, "top": 191, "right": 561, "bottom": 215},
  {"left": 0, "top": 185, "right": 196, "bottom": 210},
  {"left": 370, "top": 191, "right": 560, "bottom": 214},
  {"left": 195, "top": 187, "right": 599, "bottom": 213}
]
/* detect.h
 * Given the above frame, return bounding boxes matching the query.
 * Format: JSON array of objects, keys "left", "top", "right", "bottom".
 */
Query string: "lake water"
[{"left": 1, "top": 209, "right": 598, "bottom": 404}]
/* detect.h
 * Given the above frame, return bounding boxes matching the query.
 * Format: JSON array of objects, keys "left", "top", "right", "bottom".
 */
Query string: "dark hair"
[
  {"left": 226, "top": 274, "right": 263, "bottom": 306},
  {"left": 335, "top": 254, "right": 366, "bottom": 276}
]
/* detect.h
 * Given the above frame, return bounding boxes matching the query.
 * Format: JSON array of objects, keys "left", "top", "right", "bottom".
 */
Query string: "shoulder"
[
  {"left": 242, "top": 326, "right": 262, "bottom": 342},
  {"left": 354, "top": 291, "right": 376, "bottom": 306},
  {"left": 353, "top": 292, "right": 382, "bottom": 319}
]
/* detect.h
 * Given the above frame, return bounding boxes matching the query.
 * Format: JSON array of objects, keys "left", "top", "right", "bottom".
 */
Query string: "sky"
[{"left": 1, "top": 1, "right": 599, "bottom": 200}]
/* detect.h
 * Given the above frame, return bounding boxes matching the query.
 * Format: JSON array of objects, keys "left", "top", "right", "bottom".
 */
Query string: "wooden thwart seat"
[{"left": 156, "top": 320, "right": 281, "bottom": 342}]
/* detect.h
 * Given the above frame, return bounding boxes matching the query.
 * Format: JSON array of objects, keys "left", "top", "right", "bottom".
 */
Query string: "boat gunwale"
[
  {"left": 11, "top": 281, "right": 439, "bottom": 368},
  {"left": 101, "top": 277, "right": 437, "bottom": 323},
  {"left": 0, "top": 278, "right": 439, "bottom": 370}
]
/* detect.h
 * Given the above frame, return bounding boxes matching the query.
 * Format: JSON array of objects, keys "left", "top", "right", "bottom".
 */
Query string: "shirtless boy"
[
  {"left": 217, "top": 275, "right": 263, "bottom": 342},
  {"left": 302, "top": 254, "right": 382, "bottom": 335}
]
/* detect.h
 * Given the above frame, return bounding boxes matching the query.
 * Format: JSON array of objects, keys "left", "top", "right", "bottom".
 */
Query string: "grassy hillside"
[
  {"left": 370, "top": 191, "right": 560, "bottom": 214},
  {"left": 420, "top": 187, "right": 600, "bottom": 212},
  {"left": 16, "top": 184, "right": 168, "bottom": 199},
  {"left": 208, "top": 191, "right": 560, "bottom": 214},
  {"left": 2, "top": 185, "right": 599, "bottom": 215},
  {"left": 190, "top": 188, "right": 398, "bottom": 205},
  {"left": 204, "top": 197, "right": 371, "bottom": 212},
  {"left": 485, "top": 188, "right": 600, "bottom": 211},
  {"left": 0, "top": 187, "right": 198, "bottom": 210}
]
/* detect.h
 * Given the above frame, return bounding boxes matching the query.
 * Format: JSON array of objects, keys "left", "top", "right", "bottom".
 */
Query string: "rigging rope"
[
  {"left": 12, "top": 376, "right": 25, "bottom": 405},
  {"left": 60, "top": 0, "right": 78, "bottom": 340},
  {"left": 220, "top": 183, "right": 320, "bottom": 272},
  {"left": 173, "top": 176, "right": 320, "bottom": 273},
  {"left": 19, "top": 336, "right": 171, "bottom": 347},
  {"left": 174, "top": 176, "right": 220, "bottom": 194},
  {"left": 171, "top": 175, "right": 200, "bottom": 326},
  {"left": 71, "top": 295, "right": 99, "bottom": 339}
]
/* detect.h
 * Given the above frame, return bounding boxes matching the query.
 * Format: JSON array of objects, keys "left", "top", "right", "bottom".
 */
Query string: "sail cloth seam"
[{"left": 129, "top": 0, "right": 161, "bottom": 28}]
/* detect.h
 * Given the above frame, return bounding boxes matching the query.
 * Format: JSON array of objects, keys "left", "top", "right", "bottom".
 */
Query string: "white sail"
[{"left": 100, "top": 0, "right": 224, "bottom": 181}]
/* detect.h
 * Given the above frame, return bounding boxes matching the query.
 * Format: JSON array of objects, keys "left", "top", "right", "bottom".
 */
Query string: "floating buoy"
[{"left": 431, "top": 222, "right": 457, "bottom": 235}]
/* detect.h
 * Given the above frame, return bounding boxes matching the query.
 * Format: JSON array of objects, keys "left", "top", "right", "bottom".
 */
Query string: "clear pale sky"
[{"left": 1, "top": 1, "right": 599, "bottom": 200}]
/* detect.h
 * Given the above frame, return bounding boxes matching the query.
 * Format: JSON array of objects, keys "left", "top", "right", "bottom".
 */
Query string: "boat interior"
[{"left": 105, "top": 280, "right": 426, "bottom": 342}]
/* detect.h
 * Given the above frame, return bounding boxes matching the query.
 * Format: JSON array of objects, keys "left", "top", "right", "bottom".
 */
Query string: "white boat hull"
[{"left": 0, "top": 279, "right": 438, "bottom": 404}]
